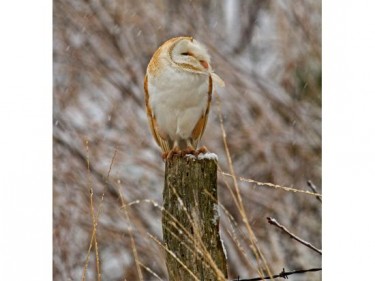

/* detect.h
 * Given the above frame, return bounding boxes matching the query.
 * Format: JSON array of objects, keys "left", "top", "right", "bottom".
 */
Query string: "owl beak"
[{"left": 199, "top": 60, "right": 209, "bottom": 70}]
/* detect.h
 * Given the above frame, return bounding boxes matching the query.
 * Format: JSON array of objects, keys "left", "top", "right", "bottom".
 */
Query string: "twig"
[
  {"left": 267, "top": 217, "right": 322, "bottom": 255},
  {"left": 221, "top": 172, "right": 322, "bottom": 198},
  {"left": 106, "top": 148, "right": 117, "bottom": 180},
  {"left": 232, "top": 267, "right": 322, "bottom": 281},
  {"left": 307, "top": 180, "right": 322, "bottom": 203}
]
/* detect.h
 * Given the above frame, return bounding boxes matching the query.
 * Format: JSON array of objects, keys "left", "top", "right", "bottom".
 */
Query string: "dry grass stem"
[
  {"left": 147, "top": 233, "right": 200, "bottom": 281},
  {"left": 216, "top": 94, "right": 273, "bottom": 280},
  {"left": 165, "top": 182, "right": 227, "bottom": 281},
  {"left": 138, "top": 262, "right": 164, "bottom": 281},
  {"left": 116, "top": 182, "right": 144, "bottom": 281},
  {"left": 82, "top": 139, "right": 102, "bottom": 281},
  {"left": 221, "top": 172, "right": 322, "bottom": 198}
]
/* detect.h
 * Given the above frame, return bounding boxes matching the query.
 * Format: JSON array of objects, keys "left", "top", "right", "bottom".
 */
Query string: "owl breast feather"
[{"left": 148, "top": 69, "right": 209, "bottom": 141}]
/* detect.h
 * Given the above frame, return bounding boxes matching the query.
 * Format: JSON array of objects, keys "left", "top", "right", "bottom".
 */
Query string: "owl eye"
[{"left": 181, "top": 52, "right": 190, "bottom": 56}]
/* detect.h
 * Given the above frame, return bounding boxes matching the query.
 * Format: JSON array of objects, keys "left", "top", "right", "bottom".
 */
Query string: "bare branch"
[
  {"left": 307, "top": 180, "right": 322, "bottom": 203},
  {"left": 267, "top": 217, "right": 322, "bottom": 255}
]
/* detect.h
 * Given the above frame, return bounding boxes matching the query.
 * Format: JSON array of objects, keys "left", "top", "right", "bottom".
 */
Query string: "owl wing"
[
  {"left": 191, "top": 75, "right": 213, "bottom": 148},
  {"left": 144, "top": 74, "right": 171, "bottom": 153}
]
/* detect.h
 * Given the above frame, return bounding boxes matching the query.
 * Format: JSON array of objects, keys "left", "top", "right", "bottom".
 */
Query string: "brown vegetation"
[{"left": 53, "top": 1, "right": 321, "bottom": 280}]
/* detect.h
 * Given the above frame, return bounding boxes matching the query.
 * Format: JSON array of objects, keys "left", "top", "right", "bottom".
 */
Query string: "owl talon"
[
  {"left": 181, "top": 146, "right": 196, "bottom": 157},
  {"left": 166, "top": 147, "right": 182, "bottom": 159},
  {"left": 194, "top": 146, "right": 208, "bottom": 156}
]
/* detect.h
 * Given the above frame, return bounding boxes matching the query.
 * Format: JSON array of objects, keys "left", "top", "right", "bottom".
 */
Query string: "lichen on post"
[{"left": 162, "top": 154, "right": 228, "bottom": 281}]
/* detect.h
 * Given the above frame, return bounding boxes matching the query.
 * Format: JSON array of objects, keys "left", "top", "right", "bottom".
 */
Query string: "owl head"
[
  {"left": 170, "top": 37, "right": 212, "bottom": 73},
  {"left": 147, "top": 36, "right": 225, "bottom": 86}
]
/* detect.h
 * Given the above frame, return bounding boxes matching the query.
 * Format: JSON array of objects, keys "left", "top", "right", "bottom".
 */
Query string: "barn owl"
[{"left": 144, "top": 36, "right": 224, "bottom": 159}]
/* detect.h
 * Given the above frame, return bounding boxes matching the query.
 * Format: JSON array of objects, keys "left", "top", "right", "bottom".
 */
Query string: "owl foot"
[
  {"left": 181, "top": 146, "right": 196, "bottom": 157},
  {"left": 164, "top": 147, "right": 182, "bottom": 160},
  {"left": 194, "top": 146, "right": 208, "bottom": 156}
]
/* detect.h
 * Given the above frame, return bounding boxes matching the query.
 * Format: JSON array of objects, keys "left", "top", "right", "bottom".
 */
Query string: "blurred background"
[{"left": 53, "top": 0, "right": 321, "bottom": 280}]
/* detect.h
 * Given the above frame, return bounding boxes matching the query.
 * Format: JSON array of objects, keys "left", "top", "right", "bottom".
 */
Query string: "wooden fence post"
[{"left": 162, "top": 154, "right": 228, "bottom": 281}]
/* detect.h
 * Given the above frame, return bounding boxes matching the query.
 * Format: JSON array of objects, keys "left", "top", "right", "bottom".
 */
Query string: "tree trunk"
[{"left": 162, "top": 155, "right": 228, "bottom": 281}]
